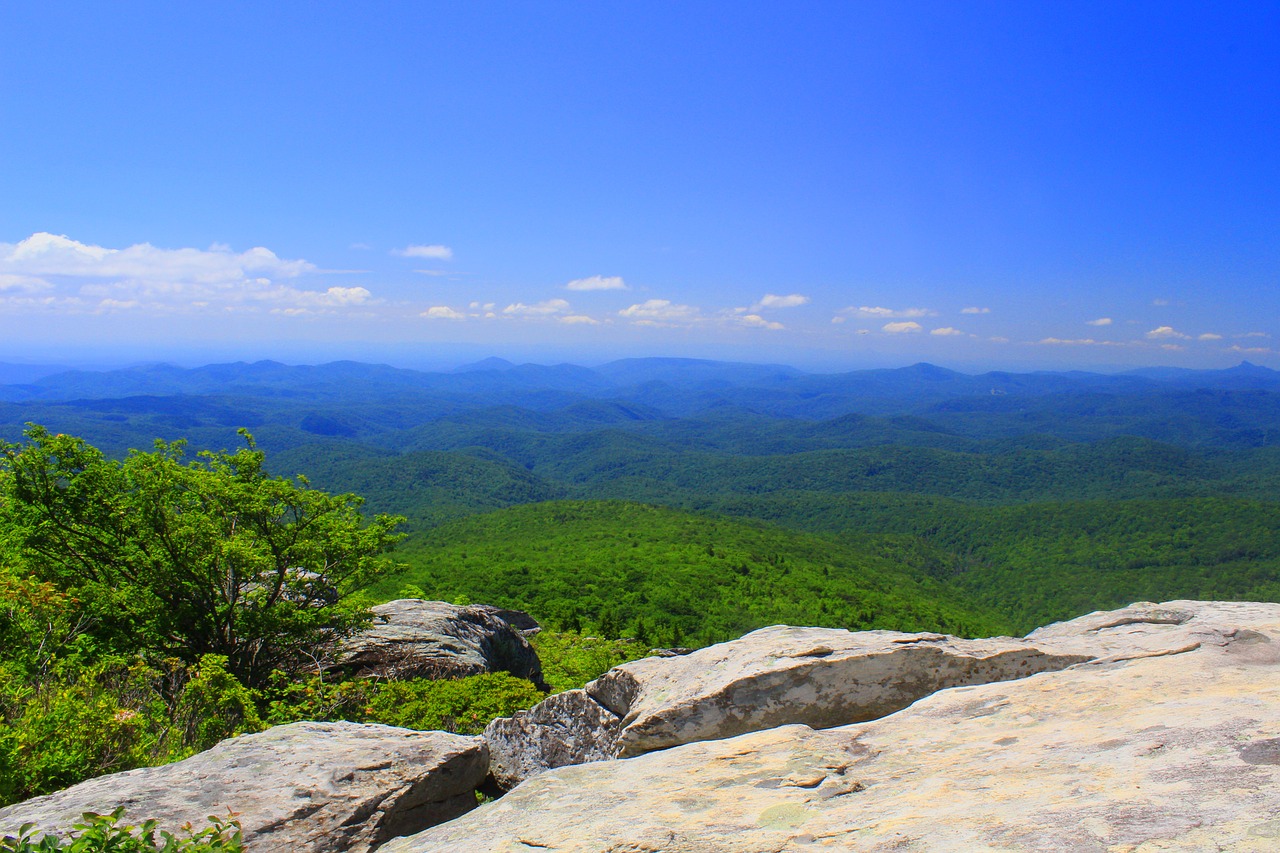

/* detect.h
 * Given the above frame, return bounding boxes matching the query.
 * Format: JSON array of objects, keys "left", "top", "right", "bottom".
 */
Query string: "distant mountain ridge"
[
  {"left": 4, "top": 357, "right": 1277, "bottom": 408},
  {"left": 2, "top": 358, "right": 1279, "bottom": 464}
]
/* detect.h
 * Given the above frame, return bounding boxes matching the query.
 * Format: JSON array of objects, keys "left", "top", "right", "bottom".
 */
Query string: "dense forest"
[{"left": 2, "top": 356, "right": 1279, "bottom": 816}]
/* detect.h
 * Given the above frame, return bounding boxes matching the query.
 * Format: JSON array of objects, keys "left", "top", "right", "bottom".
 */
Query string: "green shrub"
[
  {"left": 0, "top": 808, "right": 241, "bottom": 852},
  {"left": 0, "top": 659, "right": 168, "bottom": 804},
  {"left": 531, "top": 631, "right": 651, "bottom": 693},
  {"left": 365, "top": 672, "right": 545, "bottom": 734},
  {"left": 167, "top": 657, "right": 263, "bottom": 757},
  {"left": 261, "top": 671, "right": 377, "bottom": 727}
]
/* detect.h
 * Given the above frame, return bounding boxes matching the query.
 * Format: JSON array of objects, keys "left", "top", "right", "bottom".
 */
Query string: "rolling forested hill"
[{"left": 3, "top": 356, "right": 1279, "bottom": 636}]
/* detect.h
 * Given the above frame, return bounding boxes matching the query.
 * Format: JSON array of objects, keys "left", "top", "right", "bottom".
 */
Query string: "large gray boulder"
[
  {"left": 338, "top": 599, "right": 544, "bottom": 687},
  {"left": 483, "top": 623, "right": 1090, "bottom": 789},
  {"left": 484, "top": 688, "right": 624, "bottom": 791},
  {"left": 385, "top": 600, "right": 1280, "bottom": 852},
  {"left": 0, "top": 722, "right": 488, "bottom": 853}
]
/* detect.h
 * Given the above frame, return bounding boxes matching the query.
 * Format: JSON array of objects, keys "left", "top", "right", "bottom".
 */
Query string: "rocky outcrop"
[
  {"left": 384, "top": 600, "right": 1280, "bottom": 852},
  {"left": 483, "top": 623, "right": 1089, "bottom": 789},
  {"left": 469, "top": 604, "right": 541, "bottom": 636},
  {"left": 0, "top": 722, "right": 488, "bottom": 853},
  {"left": 338, "top": 599, "right": 544, "bottom": 686},
  {"left": 484, "top": 688, "right": 624, "bottom": 791}
]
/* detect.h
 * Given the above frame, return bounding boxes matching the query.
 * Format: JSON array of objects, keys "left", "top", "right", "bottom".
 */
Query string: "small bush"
[
  {"left": 531, "top": 631, "right": 651, "bottom": 693},
  {"left": 366, "top": 672, "right": 545, "bottom": 734},
  {"left": 0, "top": 807, "right": 242, "bottom": 852}
]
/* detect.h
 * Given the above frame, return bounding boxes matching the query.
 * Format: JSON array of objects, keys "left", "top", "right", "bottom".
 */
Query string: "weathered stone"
[
  {"left": 483, "top": 689, "right": 623, "bottom": 791},
  {"left": 387, "top": 601, "right": 1280, "bottom": 852},
  {"left": 0, "top": 722, "right": 488, "bottom": 853},
  {"left": 469, "top": 604, "right": 541, "bottom": 636},
  {"left": 483, "top": 623, "right": 1088, "bottom": 788},
  {"left": 338, "top": 599, "right": 544, "bottom": 686}
]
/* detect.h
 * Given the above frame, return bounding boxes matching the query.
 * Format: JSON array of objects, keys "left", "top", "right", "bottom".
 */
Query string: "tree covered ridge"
[{"left": 369, "top": 500, "right": 1012, "bottom": 647}]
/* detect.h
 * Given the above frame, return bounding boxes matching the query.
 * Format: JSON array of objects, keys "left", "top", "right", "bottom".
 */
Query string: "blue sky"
[{"left": 1, "top": 2, "right": 1276, "bottom": 371}]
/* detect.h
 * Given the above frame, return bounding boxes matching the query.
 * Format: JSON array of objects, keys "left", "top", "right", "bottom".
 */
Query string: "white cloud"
[
  {"left": 0, "top": 233, "right": 383, "bottom": 318},
  {"left": 95, "top": 298, "right": 141, "bottom": 312},
  {"left": 318, "top": 286, "right": 372, "bottom": 306},
  {"left": 1161, "top": 343, "right": 1185, "bottom": 351},
  {"left": 1086, "top": 317, "right": 1112, "bottom": 326},
  {"left": 930, "top": 327, "right": 964, "bottom": 336},
  {"left": 565, "top": 275, "right": 627, "bottom": 291},
  {"left": 845, "top": 306, "right": 933, "bottom": 319},
  {"left": 619, "top": 299, "right": 701, "bottom": 325},
  {"left": 469, "top": 302, "right": 496, "bottom": 311},
  {"left": 559, "top": 314, "right": 600, "bottom": 325},
  {"left": 1198, "top": 333, "right": 1223, "bottom": 341},
  {"left": 1229, "top": 344, "right": 1273, "bottom": 354},
  {"left": 1146, "top": 326, "right": 1189, "bottom": 340},
  {"left": 421, "top": 305, "right": 466, "bottom": 320},
  {"left": 0, "top": 232, "right": 315, "bottom": 282},
  {"left": 737, "top": 314, "right": 784, "bottom": 330},
  {"left": 394, "top": 244, "right": 453, "bottom": 260},
  {"left": 960, "top": 307, "right": 990, "bottom": 314},
  {"left": 1038, "top": 337, "right": 1106, "bottom": 346},
  {"left": 1153, "top": 298, "right": 1170, "bottom": 306},
  {"left": 1238, "top": 331, "right": 1271, "bottom": 339},
  {"left": 0, "top": 274, "right": 52, "bottom": 292},
  {"left": 503, "top": 298, "right": 571, "bottom": 316},
  {"left": 753, "top": 293, "right": 809, "bottom": 310},
  {"left": 830, "top": 316, "right": 846, "bottom": 324},
  {"left": 883, "top": 321, "right": 923, "bottom": 334},
  {"left": 989, "top": 336, "right": 1010, "bottom": 343}
]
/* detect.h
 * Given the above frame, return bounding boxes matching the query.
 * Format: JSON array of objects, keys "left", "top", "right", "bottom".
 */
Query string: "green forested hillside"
[
  {"left": 694, "top": 492, "right": 1280, "bottom": 632},
  {"left": 363, "top": 500, "right": 1012, "bottom": 644},
  {"left": 4, "top": 357, "right": 1279, "bottom": 641},
  {"left": 268, "top": 442, "right": 566, "bottom": 528},
  {"left": 4, "top": 357, "right": 1280, "bottom": 808}
]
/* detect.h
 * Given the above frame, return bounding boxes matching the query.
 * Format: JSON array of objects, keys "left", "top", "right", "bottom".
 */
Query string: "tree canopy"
[{"left": 0, "top": 426, "right": 403, "bottom": 687}]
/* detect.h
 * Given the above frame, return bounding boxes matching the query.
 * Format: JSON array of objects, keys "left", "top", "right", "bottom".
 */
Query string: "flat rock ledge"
[
  {"left": 0, "top": 722, "right": 488, "bottom": 853},
  {"left": 484, "top": 624, "right": 1090, "bottom": 790},
  {"left": 338, "top": 599, "right": 545, "bottom": 687},
  {"left": 387, "top": 600, "right": 1280, "bottom": 852}
]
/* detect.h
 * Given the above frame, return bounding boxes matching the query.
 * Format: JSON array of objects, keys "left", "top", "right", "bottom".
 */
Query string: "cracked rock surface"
[
  {"left": 484, "top": 624, "right": 1089, "bottom": 789},
  {"left": 0, "top": 722, "right": 488, "bottom": 853},
  {"left": 390, "top": 601, "right": 1280, "bottom": 852}
]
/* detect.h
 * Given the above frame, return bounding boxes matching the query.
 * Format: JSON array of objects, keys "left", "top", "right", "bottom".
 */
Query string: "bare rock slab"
[
  {"left": 0, "top": 722, "right": 488, "bottom": 853},
  {"left": 591, "top": 624, "right": 1092, "bottom": 757},
  {"left": 338, "top": 599, "right": 544, "bottom": 686},
  {"left": 484, "top": 624, "right": 1088, "bottom": 788},
  {"left": 389, "top": 601, "right": 1280, "bottom": 852}
]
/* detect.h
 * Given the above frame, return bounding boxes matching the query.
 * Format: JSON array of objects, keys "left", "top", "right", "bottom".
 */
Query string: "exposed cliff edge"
[{"left": 5, "top": 600, "right": 1280, "bottom": 853}]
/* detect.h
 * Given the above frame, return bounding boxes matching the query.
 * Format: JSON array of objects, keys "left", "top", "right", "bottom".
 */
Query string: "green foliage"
[
  {"left": 370, "top": 501, "right": 1012, "bottom": 645},
  {"left": 0, "top": 426, "right": 404, "bottom": 687},
  {"left": 0, "top": 653, "right": 271, "bottom": 807},
  {"left": 703, "top": 491, "right": 1280, "bottom": 633},
  {"left": 531, "top": 632, "right": 652, "bottom": 694},
  {"left": 0, "top": 808, "right": 241, "bottom": 852},
  {"left": 364, "top": 673, "right": 545, "bottom": 734},
  {"left": 0, "top": 658, "right": 167, "bottom": 804},
  {"left": 262, "top": 671, "right": 544, "bottom": 735},
  {"left": 167, "top": 656, "right": 263, "bottom": 756}
]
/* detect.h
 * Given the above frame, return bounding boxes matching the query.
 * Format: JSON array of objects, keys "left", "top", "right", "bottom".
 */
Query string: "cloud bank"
[{"left": 566, "top": 275, "right": 627, "bottom": 291}]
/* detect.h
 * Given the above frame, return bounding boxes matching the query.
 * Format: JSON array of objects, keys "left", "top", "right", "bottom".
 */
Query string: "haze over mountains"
[
  {"left": 3, "top": 356, "right": 1279, "bottom": 445},
  {"left": 2, "top": 355, "right": 1278, "bottom": 640}
]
